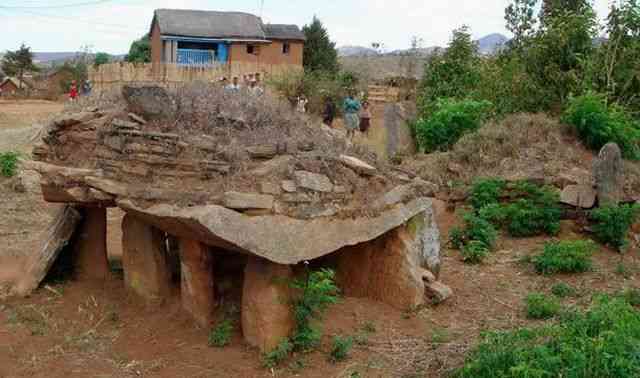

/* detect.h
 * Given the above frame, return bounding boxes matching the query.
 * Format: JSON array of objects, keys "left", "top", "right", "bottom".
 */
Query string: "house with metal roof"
[{"left": 150, "top": 9, "right": 305, "bottom": 68}]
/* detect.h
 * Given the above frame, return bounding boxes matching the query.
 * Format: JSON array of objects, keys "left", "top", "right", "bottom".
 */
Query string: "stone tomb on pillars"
[{"left": 28, "top": 89, "right": 447, "bottom": 353}]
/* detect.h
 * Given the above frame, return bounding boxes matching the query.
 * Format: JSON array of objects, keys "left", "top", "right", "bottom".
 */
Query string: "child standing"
[{"left": 359, "top": 101, "right": 371, "bottom": 136}]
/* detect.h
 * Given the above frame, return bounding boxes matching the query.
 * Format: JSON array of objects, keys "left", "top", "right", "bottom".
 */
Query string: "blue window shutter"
[{"left": 218, "top": 43, "right": 228, "bottom": 62}]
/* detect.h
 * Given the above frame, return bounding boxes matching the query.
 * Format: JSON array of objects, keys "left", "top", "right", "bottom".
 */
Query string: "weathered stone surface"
[
  {"left": 247, "top": 145, "right": 277, "bottom": 159},
  {"left": 281, "top": 180, "right": 297, "bottom": 193},
  {"left": 242, "top": 256, "right": 294, "bottom": 352},
  {"left": 122, "top": 86, "right": 177, "bottom": 121},
  {"left": 425, "top": 281, "right": 453, "bottom": 304},
  {"left": 553, "top": 167, "right": 593, "bottom": 188},
  {"left": 339, "top": 155, "right": 377, "bottom": 176},
  {"left": 223, "top": 192, "right": 274, "bottom": 210},
  {"left": 122, "top": 215, "right": 171, "bottom": 302},
  {"left": 374, "top": 179, "right": 437, "bottom": 208},
  {"left": 52, "top": 112, "right": 98, "bottom": 129},
  {"left": 73, "top": 207, "right": 110, "bottom": 280},
  {"left": 560, "top": 184, "right": 597, "bottom": 209},
  {"left": 11, "top": 206, "right": 82, "bottom": 297},
  {"left": 281, "top": 193, "right": 313, "bottom": 203},
  {"left": 179, "top": 239, "right": 215, "bottom": 328},
  {"left": 593, "top": 143, "right": 623, "bottom": 206},
  {"left": 128, "top": 113, "right": 147, "bottom": 125},
  {"left": 260, "top": 182, "right": 281, "bottom": 195},
  {"left": 293, "top": 171, "right": 333, "bottom": 192},
  {"left": 250, "top": 155, "right": 293, "bottom": 177},
  {"left": 335, "top": 215, "right": 429, "bottom": 310},
  {"left": 118, "top": 198, "right": 435, "bottom": 265}
]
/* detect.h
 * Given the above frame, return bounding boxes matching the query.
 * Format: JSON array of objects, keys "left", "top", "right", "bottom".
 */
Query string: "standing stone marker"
[{"left": 593, "top": 143, "right": 623, "bottom": 206}]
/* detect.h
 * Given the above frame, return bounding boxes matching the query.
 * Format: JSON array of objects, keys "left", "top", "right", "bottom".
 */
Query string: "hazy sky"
[{"left": 0, "top": 0, "right": 613, "bottom": 54}]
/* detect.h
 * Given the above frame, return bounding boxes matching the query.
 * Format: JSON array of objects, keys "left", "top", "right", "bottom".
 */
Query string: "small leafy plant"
[
  {"left": 262, "top": 338, "right": 294, "bottom": 368},
  {"left": 470, "top": 178, "right": 506, "bottom": 211},
  {"left": 525, "top": 292, "right": 561, "bottom": 319},
  {"left": 532, "top": 240, "right": 595, "bottom": 275},
  {"left": 591, "top": 204, "right": 639, "bottom": 252},
  {"left": 329, "top": 335, "right": 353, "bottom": 363},
  {"left": 551, "top": 282, "right": 578, "bottom": 298},
  {"left": 461, "top": 241, "right": 490, "bottom": 264},
  {"left": 0, "top": 151, "right": 19, "bottom": 177},
  {"left": 208, "top": 319, "right": 234, "bottom": 348}
]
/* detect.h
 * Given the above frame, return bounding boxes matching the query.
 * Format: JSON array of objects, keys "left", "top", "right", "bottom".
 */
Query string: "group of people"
[
  {"left": 68, "top": 79, "right": 92, "bottom": 101},
  {"left": 322, "top": 92, "right": 371, "bottom": 140},
  {"left": 218, "top": 72, "right": 264, "bottom": 96}
]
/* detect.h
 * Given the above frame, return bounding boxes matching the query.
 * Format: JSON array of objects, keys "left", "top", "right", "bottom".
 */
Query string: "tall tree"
[
  {"left": 1, "top": 44, "right": 38, "bottom": 89},
  {"left": 302, "top": 16, "right": 338, "bottom": 72},
  {"left": 540, "top": 0, "right": 590, "bottom": 24},
  {"left": 505, "top": 0, "right": 538, "bottom": 48},
  {"left": 125, "top": 34, "right": 151, "bottom": 63},
  {"left": 94, "top": 52, "right": 110, "bottom": 67}
]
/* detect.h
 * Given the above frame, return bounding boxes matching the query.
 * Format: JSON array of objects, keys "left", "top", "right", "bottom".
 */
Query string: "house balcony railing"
[{"left": 176, "top": 49, "right": 218, "bottom": 66}]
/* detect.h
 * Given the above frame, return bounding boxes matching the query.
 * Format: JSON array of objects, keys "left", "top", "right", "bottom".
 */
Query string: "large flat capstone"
[{"left": 118, "top": 198, "right": 436, "bottom": 265}]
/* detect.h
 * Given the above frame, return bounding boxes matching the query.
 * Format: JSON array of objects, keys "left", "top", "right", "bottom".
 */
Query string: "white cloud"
[{"left": 0, "top": 0, "right": 614, "bottom": 54}]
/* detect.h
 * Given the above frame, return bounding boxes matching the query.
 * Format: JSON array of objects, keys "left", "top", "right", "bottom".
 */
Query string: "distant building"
[
  {"left": 149, "top": 9, "right": 305, "bottom": 68},
  {"left": 0, "top": 77, "right": 33, "bottom": 96}
]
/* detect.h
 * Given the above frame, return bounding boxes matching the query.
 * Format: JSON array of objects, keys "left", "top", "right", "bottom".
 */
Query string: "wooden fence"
[{"left": 89, "top": 62, "right": 302, "bottom": 93}]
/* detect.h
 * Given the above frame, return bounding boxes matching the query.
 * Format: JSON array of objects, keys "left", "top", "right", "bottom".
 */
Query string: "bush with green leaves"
[
  {"left": 532, "top": 240, "right": 595, "bottom": 275},
  {"left": 562, "top": 92, "right": 640, "bottom": 160},
  {"left": 470, "top": 178, "right": 506, "bottom": 211},
  {"left": 290, "top": 268, "right": 340, "bottom": 351},
  {"left": 456, "top": 295, "right": 640, "bottom": 378},
  {"left": 461, "top": 241, "right": 490, "bottom": 264},
  {"left": 525, "top": 292, "right": 561, "bottom": 319},
  {"left": 502, "top": 185, "right": 562, "bottom": 237},
  {"left": 208, "top": 319, "right": 234, "bottom": 348},
  {"left": 0, "top": 151, "right": 19, "bottom": 177},
  {"left": 591, "top": 204, "right": 640, "bottom": 251},
  {"left": 551, "top": 282, "right": 577, "bottom": 298},
  {"left": 414, "top": 98, "right": 493, "bottom": 153},
  {"left": 262, "top": 338, "right": 294, "bottom": 368},
  {"left": 328, "top": 335, "right": 353, "bottom": 363}
]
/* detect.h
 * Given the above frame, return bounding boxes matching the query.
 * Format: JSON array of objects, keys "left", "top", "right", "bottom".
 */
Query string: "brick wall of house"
[
  {"left": 228, "top": 41, "right": 303, "bottom": 67},
  {"left": 0, "top": 80, "right": 19, "bottom": 95}
]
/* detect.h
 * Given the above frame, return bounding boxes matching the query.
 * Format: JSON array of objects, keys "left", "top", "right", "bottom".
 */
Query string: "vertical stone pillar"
[
  {"left": 122, "top": 214, "right": 171, "bottom": 302},
  {"left": 242, "top": 256, "right": 294, "bottom": 352},
  {"left": 73, "top": 206, "right": 110, "bottom": 281},
  {"left": 179, "top": 239, "right": 215, "bottom": 328}
]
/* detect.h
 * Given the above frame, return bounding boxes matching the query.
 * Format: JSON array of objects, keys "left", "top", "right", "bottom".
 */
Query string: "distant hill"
[
  {"left": 337, "top": 33, "right": 509, "bottom": 58},
  {"left": 337, "top": 46, "right": 379, "bottom": 57},
  {"left": 30, "top": 52, "right": 126, "bottom": 66},
  {"left": 476, "top": 33, "right": 509, "bottom": 55}
]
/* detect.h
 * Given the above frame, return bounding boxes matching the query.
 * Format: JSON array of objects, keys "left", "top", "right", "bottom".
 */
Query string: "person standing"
[
  {"left": 225, "top": 76, "right": 241, "bottom": 93},
  {"left": 359, "top": 101, "right": 372, "bottom": 136},
  {"left": 343, "top": 92, "right": 361, "bottom": 140},
  {"left": 69, "top": 80, "right": 78, "bottom": 101},
  {"left": 322, "top": 96, "right": 336, "bottom": 127},
  {"left": 296, "top": 95, "right": 308, "bottom": 113}
]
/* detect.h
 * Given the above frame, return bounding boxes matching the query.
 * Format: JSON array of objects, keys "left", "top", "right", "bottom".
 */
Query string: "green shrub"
[
  {"left": 461, "top": 213, "right": 498, "bottom": 250},
  {"left": 414, "top": 98, "right": 493, "bottom": 153},
  {"left": 591, "top": 204, "right": 640, "bottom": 251},
  {"left": 461, "top": 241, "right": 490, "bottom": 264},
  {"left": 290, "top": 269, "right": 339, "bottom": 351},
  {"left": 208, "top": 319, "right": 234, "bottom": 348},
  {"left": 621, "top": 288, "right": 640, "bottom": 307},
  {"left": 328, "top": 335, "right": 353, "bottom": 363},
  {"left": 562, "top": 92, "right": 640, "bottom": 160},
  {"left": 532, "top": 240, "right": 595, "bottom": 275},
  {"left": 0, "top": 151, "right": 19, "bottom": 177},
  {"left": 525, "top": 292, "right": 561, "bottom": 319},
  {"left": 263, "top": 338, "right": 294, "bottom": 368},
  {"left": 470, "top": 178, "right": 506, "bottom": 211},
  {"left": 551, "top": 282, "right": 577, "bottom": 298},
  {"left": 503, "top": 186, "right": 561, "bottom": 237},
  {"left": 456, "top": 296, "right": 640, "bottom": 377},
  {"left": 477, "top": 203, "right": 510, "bottom": 226}
]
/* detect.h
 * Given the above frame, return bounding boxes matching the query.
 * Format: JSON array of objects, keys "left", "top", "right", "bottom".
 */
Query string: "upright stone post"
[
  {"left": 122, "top": 214, "right": 171, "bottom": 302},
  {"left": 73, "top": 206, "right": 110, "bottom": 280},
  {"left": 594, "top": 143, "right": 624, "bottom": 206},
  {"left": 179, "top": 239, "right": 215, "bottom": 328},
  {"left": 242, "top": 256, "right": 294, "bottom": 352}
]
